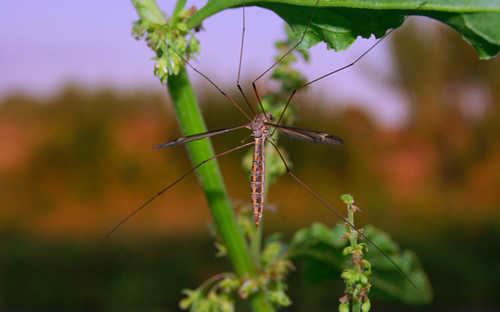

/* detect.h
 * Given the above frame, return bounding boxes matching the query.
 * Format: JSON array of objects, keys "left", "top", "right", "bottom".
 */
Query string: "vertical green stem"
[
  {"left": 347, "top": 202, "right": 357, "bottom": 246},
  {"left": 167, "top": 68, "right": 253, "bottom": 277},
  {"left": 345, "top": 198, "right": 362, "bottom": 312},
  {"left": 250, "top": 211, "right": 263, "bottom": 270},
  {"left": 172, "top": 0, "right": 187, "bottom": 21},
  {"left": 132, "top": 0, "right": 168, "bottom": 24}
]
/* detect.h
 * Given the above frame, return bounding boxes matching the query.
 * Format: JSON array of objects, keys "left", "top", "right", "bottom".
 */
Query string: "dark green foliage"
[
  {"left": 287, "top": 222, "right": 432, "bottom": 305},
  {"left": 428, "top": 12, "right": 500, "bottom": 59},
  {"left": 260, "top": 4, "right": 405, "bottom": 51},
  {"left": 188, "top": 0, "right": 500, "bottom": 59}
]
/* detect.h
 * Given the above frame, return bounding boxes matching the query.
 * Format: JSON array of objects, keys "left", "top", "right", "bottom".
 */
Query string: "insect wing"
[
  {"left": 270, "top": 124, "right": 344, "bottom": 145},
  {"left": 154, "top": 125, "right": 247, "bottom": 149}
]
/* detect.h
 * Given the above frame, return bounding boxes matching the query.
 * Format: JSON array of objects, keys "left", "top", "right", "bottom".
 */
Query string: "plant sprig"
[
  {"left": 132, "top": 6, "right": 199, "bottom": 83},
  {"left": 338, "top": 194, "right": 372, "bottom": 312}
]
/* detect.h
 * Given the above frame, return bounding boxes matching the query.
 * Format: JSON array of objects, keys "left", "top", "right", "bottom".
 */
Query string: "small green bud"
[
  {"left": 361, "top": 299, "right": 371, "bottom": 312},
  {"left": 269, "top": 259, "right": 293, "bottom": 278},
  {"left": 339, "top": 302, "right": 350, "bottom": 312},
  {"left": 192, "top": 297, "right": 211, "bottom": 312},
  {"left": 343, "top": 246, "right": 353, "bottom": 255},
  {"left": 219, "top": 276, "right": 239, "bottom": 293},
  {"left": 353, "top": 271, "right": 361, "bottom": 282},
  {"left": 177, "top": 23, "right": 188, "bottom": 32},
  {"left": 238, "top": 279, "right": 258, "bottom": 299},
  {"left": 340, "top": 194, "right": 354, "bottom": 204},
  {"left": 214, "top": 241, "right": 227, "bottom": 258},
  {"left": 217, "top": 295, "right": 235, "bottom": 312},
  {"left": 269, "top": 290, "right": 292, "bottom": 307},
  {"left": 179, "top": 289, "right": 200, "bottom": 310},
  {"left": 262, "top": 242, "right": 282, "bottom": 265},
  {"left": 341, "top": 269, "right": 353, "bottom": 280},
  {"left": 361, "top": 260, "right": 371, "bottom": 273},
  {"left": 360, "top": 273, "right": 368, "bottom": 284}
]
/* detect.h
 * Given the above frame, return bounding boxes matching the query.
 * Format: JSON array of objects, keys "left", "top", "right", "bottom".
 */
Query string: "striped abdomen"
[{"left": 250, "top": 137, "right": 265, "bottom": 226}]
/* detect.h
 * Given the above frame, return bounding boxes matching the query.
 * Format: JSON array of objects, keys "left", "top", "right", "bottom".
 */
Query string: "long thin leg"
[
  {"left": 251, "top": 0, "right": 320, "bottom": 118},
  {"left": 274, "top": 29, "right": 394, "bottom": 128},
  {"left": 168, "top": 43, "right": 252, "bottom": 121},
  {"left": 236, "top": 0, "right": 257, "bottom": 116},
  {"left": 237, "top": 0, "right": 246, "bottom": 85},
  {"left": 268, "top": 140, "right": 418, "bottom": 289},
  {"left": 105, "top": 141, "right": 254, "bottom": 238}
]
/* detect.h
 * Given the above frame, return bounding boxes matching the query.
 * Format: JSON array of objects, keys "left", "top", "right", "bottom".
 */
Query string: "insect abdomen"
[{"left": 250, "top": 137, "right": 265, "bottom": 227}]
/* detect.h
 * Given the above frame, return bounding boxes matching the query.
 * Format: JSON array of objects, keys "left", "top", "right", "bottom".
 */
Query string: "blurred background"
[{"left": 1, "top": 1, "right": 500, "bottom": 311}]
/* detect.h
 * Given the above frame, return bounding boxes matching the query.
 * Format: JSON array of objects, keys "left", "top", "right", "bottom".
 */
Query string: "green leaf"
[
  {"left": 363, "top": 225, "right": 399, "bottom": 254},
  {"left": 260, "top": 3, "right": 404, "bottom": 51},
  {"left": 287, "top": 223, "right": 433, "bottom": 304},
  {"left": 188, "top": 0, "right": 500, "bottom": 59},
  {"left": 362, "top": 225, "right": 433, "bottom": 304},
  {"left": 179, "top": 289, "right": 202, "bottom": 310},
  {"left": 428, "top": 12, "right": 500, "bottom": 59},
  {"left": 339, "top": 302, "right": 350, "bottom": 312}
]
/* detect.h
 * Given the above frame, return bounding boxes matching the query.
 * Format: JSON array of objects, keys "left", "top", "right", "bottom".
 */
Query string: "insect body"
[
  {"left": 248, "top": 113, "right": 272, "bottom": 226},
  {"left": 246, "top": 113, "right": 345, "bottom": 225},
  {"left": 151, "top": 112, "right": 343, "bottom": 227}
]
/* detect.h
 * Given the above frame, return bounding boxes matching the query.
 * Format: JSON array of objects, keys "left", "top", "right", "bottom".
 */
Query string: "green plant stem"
[
  {"left": 131, "top": 1, "right": 275, "bottom": 310},
  {"left": 347, "top": 203, "right": 357, "bottom": 246},
  {"left": 250, "top": 213, "right": 263, "bottom": 270},
  {"left": 167, "top": 68, "right": 254, "bottom": 277},
  {"left": 172, "top": 0, "right": 187, "bottom": 20},
  {"left": 346, "top": 202, "right": 361, "bottom": 312},
  {"left": 132, "top": 0, "right": 168, "bottom": 24}
]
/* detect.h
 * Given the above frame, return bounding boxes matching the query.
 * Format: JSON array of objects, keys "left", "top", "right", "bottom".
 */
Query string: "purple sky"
[{"left": 0, "top": 0, "right": 421, "bottom": 126}]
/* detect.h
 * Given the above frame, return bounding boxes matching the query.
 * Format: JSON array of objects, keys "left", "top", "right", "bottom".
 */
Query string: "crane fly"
[
  {"left": 109, "top": 0, "right": 418, "bottom": 289},
  {"left": 153, "top": 113, "right": 343, "bottom": 226}
]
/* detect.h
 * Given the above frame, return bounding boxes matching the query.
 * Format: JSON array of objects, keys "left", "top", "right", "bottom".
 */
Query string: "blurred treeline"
[{"left": 1, "top": 20, "right": 499, "bottom": 311}]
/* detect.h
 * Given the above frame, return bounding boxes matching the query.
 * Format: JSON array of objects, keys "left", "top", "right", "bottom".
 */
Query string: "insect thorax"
[{"left": 249, "top": 113, "right": 274, "bottom": 139}]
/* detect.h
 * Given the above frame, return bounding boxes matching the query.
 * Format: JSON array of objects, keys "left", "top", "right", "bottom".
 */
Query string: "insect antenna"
[
  {"left": 236, "top": 0, "right": 257, "bottom": 117},
  {"left": 267, "top": 140, "right": 419, "bottom": 290},
  {"left": 274, "top": 29, "right": 394, "bottom": 128},
  {"left": 252, "top": 0, "right": 320, "bottom": 118},
  {"left": 167, "top": 41, "right": 253, "bottom": 121},
  {"left": 105, "top": 141, "right": 254, "bottom": 238}
]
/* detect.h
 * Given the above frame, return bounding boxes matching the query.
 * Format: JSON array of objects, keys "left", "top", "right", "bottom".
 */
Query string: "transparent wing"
[
  {"left": 154, "top": 124, "right": 248, "bottom": 149},
  {"left": 267, "top": 123, "right": 343, "bottom": 145}
]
